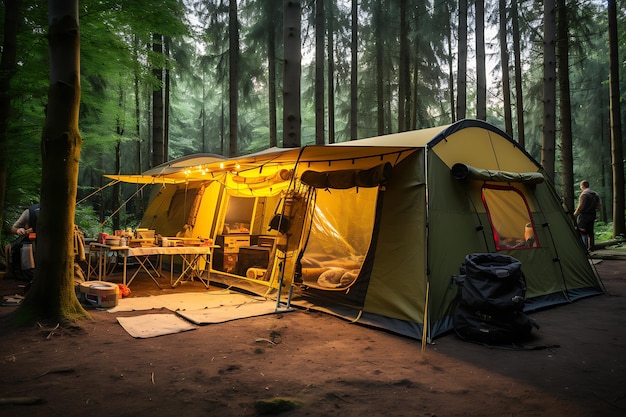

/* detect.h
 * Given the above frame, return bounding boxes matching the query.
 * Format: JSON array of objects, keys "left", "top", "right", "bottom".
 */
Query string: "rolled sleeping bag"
[{"left": 246, "top": 268, "right": 266, "bottom": 279}]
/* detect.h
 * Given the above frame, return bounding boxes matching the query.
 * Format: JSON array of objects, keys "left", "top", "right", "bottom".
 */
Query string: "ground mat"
[
  {"left": 107, "top": 290, "right": 266, "bottom": 313},
  {"left": 176, "top": 300, "right": 292, "bottom": 325},
  {"left": 117, "top": 313, "right": 197, "bottom": 338}
]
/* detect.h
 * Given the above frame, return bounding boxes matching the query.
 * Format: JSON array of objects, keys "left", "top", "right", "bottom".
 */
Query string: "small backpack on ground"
[
  {"left": 452, "top": 253, "right": 539, "bottom": 346},
  {"left": 452, "top": 302, "right": 538, "bottom": 345},
  {"left": 5, "top": 236, "right": 34, "bottom": 282}
]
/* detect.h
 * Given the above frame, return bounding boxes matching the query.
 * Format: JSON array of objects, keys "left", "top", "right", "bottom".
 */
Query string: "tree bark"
[
  {"left": 374, "top": 1, "right": 384, "bottom": 136},
  {"left": 133, "top": 35, "right": 144, "bottom": 219},
  {"left": 511, "top": 0, "right": 525, "bottom": 147},
  {"left": 445, "top": 1, "right": 455, "bottom": 122},
  {"left": 557, "top": 0, "right": 574, "bottom": 212},
  {"left": 315, "top": 0, "right": 325, "bottom": 145},
  {"left": 151, "top": 33, "right": 164, "bottom": 167},
  {"left": 456, "top": 0, "right": 468, "bottom": 121},
  {"left": 350, "top": 0, "right": 358, "bottom": 140},
  {"left": 398, "top": 0, "right": 408, "bottom": 132},
  {"left": 328, "top": 0, "right": 336, "bottom": 144},
  {"left": 13, "top": 0, "right": 89, "bottom": 325},
  {"left": 499, "top": 0, "right": 513, "bottom": 137},
  {"left": 608, "top": 0, "right": 625, "bottom": 237},
  {"left": 475, "top": 0, "right": 487, "bottom": 121},
  {"left": 283, "top": 0, "right": 301, "bottom": 148},
  {"left": 542, "top": 0, "right": 557, "bottom": 181},
  {"left": 164, "top": 36, "right": 171, "bottom": 161},
  {"left": 267, "top": 4, "right": 278, "bottom": 148},
  {"left": 229, "top": 0, "right": 239, "bottom": 156}
]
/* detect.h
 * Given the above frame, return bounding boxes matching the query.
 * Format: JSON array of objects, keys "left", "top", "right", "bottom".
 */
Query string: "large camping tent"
[{"left": 107, "top": 119, "right": 604, "bottom": 340}]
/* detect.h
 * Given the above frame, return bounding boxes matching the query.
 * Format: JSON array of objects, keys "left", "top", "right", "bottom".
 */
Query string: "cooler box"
[{"left": 79, "top": 281, "right": 119, "bottom": 308}]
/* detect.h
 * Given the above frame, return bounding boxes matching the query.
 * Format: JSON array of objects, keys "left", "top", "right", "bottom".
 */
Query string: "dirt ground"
[{"left": 0, "top": 257, "right": 625, "bottom": 417}]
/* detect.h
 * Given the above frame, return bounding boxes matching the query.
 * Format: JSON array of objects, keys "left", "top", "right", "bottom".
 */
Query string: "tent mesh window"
[{"left": 481, "top": 185, "right": 539, "bottom": 251}]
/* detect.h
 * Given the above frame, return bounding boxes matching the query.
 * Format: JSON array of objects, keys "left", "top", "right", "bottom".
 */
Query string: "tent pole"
[
  {"left": 275, "top": 255, "right": 286, "bottom": 311},
  {"left": 421, "top": 281, "right": 430, "bottom": 351}
]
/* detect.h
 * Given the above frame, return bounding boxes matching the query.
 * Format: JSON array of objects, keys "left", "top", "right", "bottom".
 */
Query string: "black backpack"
[{"left": 452, "top": 253, "right": 539, "bottom": 345}]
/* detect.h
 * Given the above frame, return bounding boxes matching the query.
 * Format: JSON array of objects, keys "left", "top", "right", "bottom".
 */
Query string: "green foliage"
[
  {"left": 74, "top": 205, "right": 105, "bottom": 239},
  {"left": 594, "top": 221, "right": 614, "bottom": 244},
  {"left": 2, "top": 0, "right": 625, "bottom": 236}
]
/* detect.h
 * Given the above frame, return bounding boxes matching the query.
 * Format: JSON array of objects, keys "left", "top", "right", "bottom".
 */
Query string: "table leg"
[
  {"left": 87, "top": 246, "right": 98, "bottom": 280},
  {"left": 127, "top": 254, "right": 162, "bottom": 289},
  {"left": 123, "top": 250, "right": 127, "bottom": 286},
  {"left": 98, "top": 247, "right": 105, "bottom": 280},
  {"left": 171, "top": 253, "right": 210, "bottom": 289}
]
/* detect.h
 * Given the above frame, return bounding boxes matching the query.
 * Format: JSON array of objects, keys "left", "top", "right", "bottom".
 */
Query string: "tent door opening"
[{"left": 298, "top": 186, "right": 379, "bottom": 291}]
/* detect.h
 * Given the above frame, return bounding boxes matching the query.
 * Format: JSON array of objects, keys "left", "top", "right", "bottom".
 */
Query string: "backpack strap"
[{"left": 28, "top": 204, "right": 40, "bottom": 232}]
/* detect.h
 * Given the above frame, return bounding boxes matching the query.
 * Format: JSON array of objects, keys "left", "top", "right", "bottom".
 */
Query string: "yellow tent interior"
[{"left": 105, "top": 119, "right": 604, "bottom": 340}]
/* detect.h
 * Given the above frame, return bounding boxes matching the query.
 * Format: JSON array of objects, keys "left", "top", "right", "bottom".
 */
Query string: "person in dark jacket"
[
  {"left": 4, "top": 203, "right": 39, "bottom": 280},
  {"left": 573, "top": 181, "right": 601, "bottom": 250},
  {"left": 10, "top": 203, "right": 40, "bottom": 236}
]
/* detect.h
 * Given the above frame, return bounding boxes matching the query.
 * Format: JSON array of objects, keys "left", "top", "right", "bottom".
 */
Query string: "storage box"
[
  {"left": 236, "top": 246, "right": 270, "bottom": 275},
  {"left": 135, "top": 229, "right": 155, "bottom": 240},
  {"left": 79, "top": 281, "right": 119, "bottom": 308},
  {"left": 216, "top": 235, "right": 250, "bottom": 253},
  {"left": 257, "top": 235, "right": 276, "bottom": 248}
]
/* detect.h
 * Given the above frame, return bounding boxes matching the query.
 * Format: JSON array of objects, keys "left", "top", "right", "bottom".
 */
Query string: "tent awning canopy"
[{"left": 103, "top": 174, "right": 198, "bottom": 184}]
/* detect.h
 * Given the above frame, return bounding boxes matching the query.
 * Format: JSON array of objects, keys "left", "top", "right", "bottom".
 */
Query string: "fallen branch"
[
  {"left": 0, "top": 397, "right": 44, "bottom": 405},
  {"left": 255, "top": 338, "right": 276, "bottom": 345},
  {"left": 46, "top": 323, "right": 60, "bottom": 340},
  {"left": 33, "top": 367, "right": 75, "bottom": 380}
]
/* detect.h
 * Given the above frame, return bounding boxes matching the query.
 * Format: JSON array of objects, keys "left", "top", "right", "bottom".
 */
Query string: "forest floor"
[{"left": 0, "top": 248, "right": 625, "bottom": 417}]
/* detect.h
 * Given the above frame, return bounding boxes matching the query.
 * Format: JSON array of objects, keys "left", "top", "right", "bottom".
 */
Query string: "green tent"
[{"left": 110, "top": 119, "right": 604, "bottom": 340}]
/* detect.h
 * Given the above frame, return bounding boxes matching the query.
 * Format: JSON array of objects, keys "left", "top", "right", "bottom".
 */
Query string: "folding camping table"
[
  {"left": 88, "top": 243, "right": 218, "bottom": 289},
  {"left": 123, "top": 245, "right": 218, "bottom": 289}
]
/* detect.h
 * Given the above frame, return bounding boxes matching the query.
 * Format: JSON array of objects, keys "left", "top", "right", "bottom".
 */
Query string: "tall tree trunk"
[
  {"left": 374, "top": 1, "right": 384, "bottom": 136},
  {"left": 456, "top": 0, "right": 468, "bottom": 120},
  {"left": 542, "top": 0, "right": 557, "bottom": 181},
  {"left": 133, "top": 35, "right": 143, "bottom": 218},
  {"left": 499, "top": 0, "right": 513, "bottom": 137},
  {"left": 350, "top": 0, "right": 358, "bottom": 140},
  {"left": 113, "top": 87, "right": 123, "bottom": 232},
  {"left": 412, "top": 46, "right": 419, "bottom": 129},
  {"left": 267, "top": 5, "right": 278, "bottom": 148},
  {"left": 557, "top": 0, "right": 574, "bottom": 211},
  {"left": 220, "top": 98, "right": 225, "bottom": 154},
  {"left": 475, "top": 0, "right": 487, "bottom": 121},
  {"left": 511, "top": 0, "right": 525, "bottom": 147},
  {"left": 283, "top": 0, "right": 301, "bottom": 148},
  {"left": 151, "top": 33, "right": 164, "bottom": 167},
  {"left": 229, "top": 0, "right": 239, "bottom": 156},
  {"left": 327, "top": 0, "right": 336, "bottom": 144},
  {"left": 398, "top": 0, "right": 408, "bottom": 131},
  {"left": 164, "top": 36, "right": 171, "bottom": 161},
  {"left": 113, "top": 139, "right": 121, "bottom": 231},
  {"left": 446, "top": 1, "right": 455, "bottom": 122},
  {"left": 409, "top": 5, "right": 418, "bottom": 129},
  {"left": 608, "top": 0, "right": 625, "bottom": 237},
  {"left": 315, "top": 0, "right": 325, "bottom": 145},
  {"left": 0, "top": 0, "right": 21, "bottom": 232},
  {"left": 14, "top": 0, "right": 89, "bottom": 324},
  {"left": 201, "top": 71, "right": 206, "bottom": 152}
]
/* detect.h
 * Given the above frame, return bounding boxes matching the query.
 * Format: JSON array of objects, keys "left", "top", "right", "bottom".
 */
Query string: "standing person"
[
  {"left": 10, "top": 203, "right": 40, "bottom": 237},
  {"left": 573, "top": 181, "right": 601, "bottom": 250},
  {"left": 4, "top": 203, "right": 39, "bottom": 280}
]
